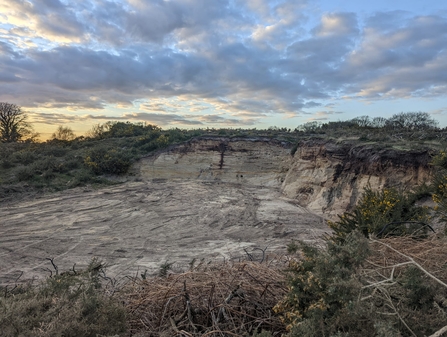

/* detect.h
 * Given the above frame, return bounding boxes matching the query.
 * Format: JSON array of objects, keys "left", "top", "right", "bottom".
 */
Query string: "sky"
[{"left": 1, "top": 0, "right": 447, "bottom": 139}]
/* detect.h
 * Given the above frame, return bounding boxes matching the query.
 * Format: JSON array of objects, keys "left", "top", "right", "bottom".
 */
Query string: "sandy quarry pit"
[
  {"left": 1, "top": 138, "right": 334, "bottom": 285},
  {"left": 0, "top": 179, "right": 328, "bottom": 285}
]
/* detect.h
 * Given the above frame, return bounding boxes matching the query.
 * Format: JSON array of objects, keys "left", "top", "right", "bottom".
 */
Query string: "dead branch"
[
  {"left": 370, "top": 239, "right": 447, "bottom": 289},
  {"left": 362, "top": 261, "right": 413, "bottom": 288},
  {"left": 46, "top": 258, "right": 58, "bottom": 276},
  {"left": 217, "top": 284, "right": 241, "bottom": 323},
  {"left": 429, "top": 324, "right": 447, "bottom": 337},
  {"left": 376, "top": 285, "right": 417, "bottom": 337},
  {"left": 122, "top": 260, "right": 287, "bottom": 336},
  {"left": 183, "top": 281, "right": 197, "bottom": 332}
]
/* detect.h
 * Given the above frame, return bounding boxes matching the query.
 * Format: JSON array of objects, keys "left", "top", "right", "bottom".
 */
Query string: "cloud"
[
  {"left": 196, "top": 114, "right": 257, "bottom": 125},
  {"left": 1, "top": 0, "right": 86, "bottom": 43},
  {"left": 430, "top": 108, "right": 447, "bottom": 116},
  {"left": 342, "top": 14, "right": 447, "bottom": 99},
  {"left": 30, "top": 111, "right": 257, "bottom": 128},
  {"left": 314, "top": 12, "right": 358, "bottom": 37},
  {"left": 308, "top": 110, "right": 344, "bottom": 121},
  {"left": 28, "top": 112, "right": 95, "bottom": 126},
  {"left": 1, "top": 0, "right": 447, "bottom": 125}
]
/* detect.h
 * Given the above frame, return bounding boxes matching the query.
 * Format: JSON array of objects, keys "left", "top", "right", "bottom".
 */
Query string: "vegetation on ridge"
[{"left": 1, "top": 107, "right": 446, "bottom": 202}]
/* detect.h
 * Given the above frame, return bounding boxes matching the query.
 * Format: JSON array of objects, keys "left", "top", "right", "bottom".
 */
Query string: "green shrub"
[
  {"left": 12, "top": 150, "right": 36, "bottom": 165},
  {"left": 42, "top": 169, "right": 56, "bottom": 181},
  {"left": 134, "top": 130, "right": 162, "bottom": 146},
  {"left": 41, "top": 145, "right": 68, "bottom": 157},
  {"left": 68, "top": 169, "right": 96, "bottom": 187},
  {"left": 402, "top": 266, "right": 434, "bottom": 310},
  {"left": 1, "top": 158, "right": 14, "bottom": 169},
  {"left": 29, "top": 157, "right": 70, "bottom": 176},
  {"left": 64, "top": 158, "right": 81, "bottom": 170},
  {"left": 432, "top": 150, "right": 447, "bottom": 168},
  {"left": 15, "top": 166, "right": 35, "bottom": 181},
  {"left": 88, "top": 121, "right": 161, "bottom": 139},
  {"left": 32, "top": 157, "right": 57, "bottom": 173},
  {"left": 277, "top": 233, "right": 447, "bottom": 337},
  {"left": 84, "top": 147, "right": 132, "bottom": 175}
]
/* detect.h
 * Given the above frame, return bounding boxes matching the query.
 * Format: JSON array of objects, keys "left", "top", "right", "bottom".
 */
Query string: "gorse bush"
[
  {"left": 84, "top": 147, "right": 133, "bottom": 175},
  {"left": 277, "top": 233, "right": 447, "bottom": 336},
  {"left": 328, "top": 186, "right": 430, "bottom": 243},
  {"left": 275, "top": 232, "right": 372, "bottom": 336},
  {"left": 277, "top": 153, "right": 447, "bottom": 336},
  {"left": 431, "top": 149, "right": 447, "bottom": 168},
  {"left": 0, "top": 158, "right": 14, "bottom": 169}
]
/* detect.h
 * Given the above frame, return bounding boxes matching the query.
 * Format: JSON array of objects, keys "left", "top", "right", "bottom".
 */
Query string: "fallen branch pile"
[
  {"left": 360, "top": 235, "right": 447, "bottom": 337},
  {"left": 122, "top": 261, "right": 288, "bottom": 336},
  {"left": 366, "top": 235, "right": 447, "bottom": 287}
]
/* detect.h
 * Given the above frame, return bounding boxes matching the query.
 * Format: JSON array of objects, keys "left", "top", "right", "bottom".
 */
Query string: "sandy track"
[{"left": 0, "top": 180, "right": 327, "bottom": 285}]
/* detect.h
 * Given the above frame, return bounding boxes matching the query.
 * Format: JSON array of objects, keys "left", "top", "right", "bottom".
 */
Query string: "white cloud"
[
  {"left": 315, "top": 12, "right": 358, "bottom": 37},
  {"left": 0, "top": 0, "right": 446, "bottom": 127}
]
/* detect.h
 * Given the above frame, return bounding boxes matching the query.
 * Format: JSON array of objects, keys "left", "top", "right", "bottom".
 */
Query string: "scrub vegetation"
[
  {"left": 1, "top": 109, "right": 446, "bottom": 202},
  {"left": 1, "top": 259, "right": 127, "bottom": 337},
  {"left": 272, "top": 149, "right": 447, "bottom": 337},
  {"left": 2, "top": 105, "right": 447, "bottom": 336}
]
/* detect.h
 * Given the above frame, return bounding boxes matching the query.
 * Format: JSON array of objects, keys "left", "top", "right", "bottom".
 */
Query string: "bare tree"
[
  {"left": 386, "top": 112, "right": 438, "bottom": 131},
  {"left": 351, "top": 116, "right": 372, "bottom": 128},
  {"left": 371, "top": 116, "right": 387, "bottom": 128},
  {"left": 51, "top": 125, "right": 76, "bottom": 141},
  {"left": 296, "top": 121, "right": 321, "bottom": 133},
  {"left": 0, "top": 102, "right": 36, "bottom": 142}
]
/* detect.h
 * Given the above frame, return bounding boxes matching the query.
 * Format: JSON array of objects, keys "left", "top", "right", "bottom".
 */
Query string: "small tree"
[
  {"left": 51, "top": 125, "right": 76, "bottom": 141},
  {"left": 0, "top": 102, "right": 35, "bottom": 142}
]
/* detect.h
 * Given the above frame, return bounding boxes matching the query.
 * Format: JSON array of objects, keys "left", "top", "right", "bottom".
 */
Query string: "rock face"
[
  {"left": 137, "top": 137, "right": 432, "bottom": 218},
  {"left": 281, "top": 140, "right": 431, "bottom": 218}
]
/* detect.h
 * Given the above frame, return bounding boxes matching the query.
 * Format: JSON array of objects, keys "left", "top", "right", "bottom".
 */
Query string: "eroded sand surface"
[{"left": 0, "top": 180, "right": 327, "bottom": 285}]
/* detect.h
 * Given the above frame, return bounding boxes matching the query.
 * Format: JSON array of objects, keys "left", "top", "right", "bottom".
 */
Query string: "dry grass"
[{"left": 121, "top": 260, "right": 288, "bottom": 336}]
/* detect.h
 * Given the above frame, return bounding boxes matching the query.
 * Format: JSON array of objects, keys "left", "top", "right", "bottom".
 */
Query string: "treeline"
[{"left": 298, "top": 112, "right": 438, "bottom": 132}]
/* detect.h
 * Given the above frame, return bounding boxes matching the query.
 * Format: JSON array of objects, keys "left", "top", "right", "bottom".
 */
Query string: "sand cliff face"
[
  {"left": 136, "top": 137, "right": 431, "bottom": 218},
  {"left": 281, "top": 140, "right": 431, "bottom": 218},
  {"left": 137, "top": 137, "right": 292, "bottom": 187}
]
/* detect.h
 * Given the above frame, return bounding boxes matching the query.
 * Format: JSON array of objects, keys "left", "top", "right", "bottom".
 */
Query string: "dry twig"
[{"left": 121, "top": 260, "right": 287, "bottom": 336}]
